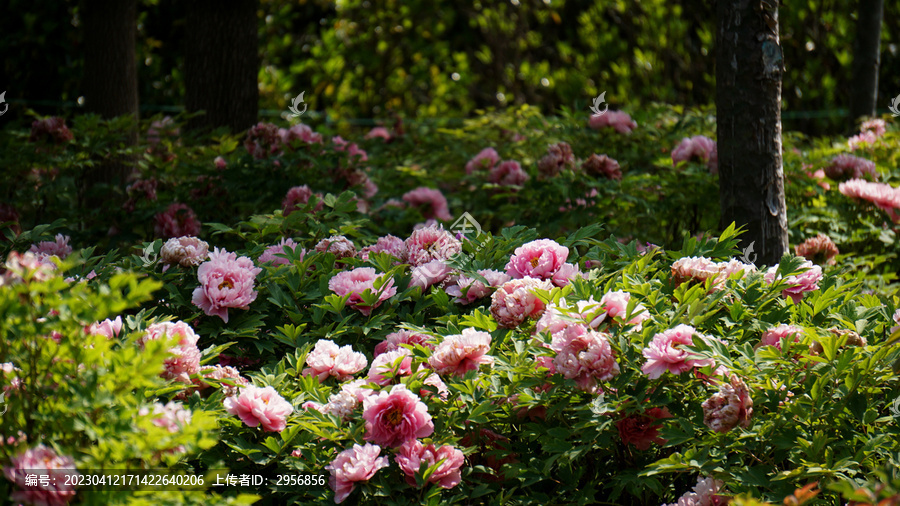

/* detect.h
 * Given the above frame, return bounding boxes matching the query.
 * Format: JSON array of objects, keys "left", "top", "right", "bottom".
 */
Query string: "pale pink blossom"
[
  {"left": 315, "top": 235, "right": 357, "bottom": 259},
  {"left": 505, "top": 239, "right": 569, "bottom": 280},
  {"left": 86, "top": 316, "right": 123, "bottom": 339},
  {"left": 758, "top": 324, "right": 804, "bottom": 352},
  {"left": 368, "top": 348, "right": 414, "bottom": 385},
  {"left": 396, "top": 440, "right": 465, "bottom": 489},
  {"left": 405, "top": 225, "right": 462, "bottom": 267},
  {"left": 160, "top": 236, "right": 209, "bottom": 267},
  {"left": 861, "top": 118, "right": 887, "bottom": 137},
  {"left": 671, "top": 256, "right": 755, "bottom": 290},
  {"left": 421, "top": 372, "right": 450, "bottom": 399},
  {"left": 328, "top": 267, "right": 397, "bottom": 315},
  {"left": 4, "top": 444, "right": 78, "bottom": 506},
  {"left": 29, "top": 234, "right": 72, "bottom": 260},
  {"left": 599, "top": 290, "right": 649, "bottom": 329},
  {"left": 764, "top": 260, "right": 823, "bottom": 303},
  {"left": 702, "top": 374, "right": 753, "bottom": 433},
  {"left": 214, "top": 156, "right": 227, "bottom": 170},
  {"left": 332, "top": 136, "right": 369, "bottom": 162},
  {"left": 362, "top": 384, "right": 433, "bottom": 447},
  {"left": 154, "top": 203, "right": 201, "bottom": 239},
  {"left": 550, "top": 324, "right": 619, "bottom": 393},
  {"left": 360, "top": 235, "right": 408, "bottom": 263},
  {"left": 664, "top": 476, "right": 727, "bottom": 506},
  {"left": 551, "top": 262, "right": 582, "bottom": 287},
  {"left": 672, "top": 136, "right": 717, "bottom": 173},
  {"left": 282, "top": 185, "right": 324, "bottom": 216},
  {"left": 375, "top": 330, "right": 434, "bottom": 357},
  {"left": 445, "top": 269, "right": 510, "bottom": 304},
  {"left": 402, "top": 187, "right": 452, "bottom": 221},
  {"left": 839, "top": 179, "right": 900, "bottom": 222},
  {"left": 582, "top": 154, "right": 622, "bottom": 180},
  {"left": 365, "top": 127, "right": 392, "bottom": 141},
  {"left": 491, "top": 277, "right": 552, "bottom": 328},
  {"left": 488, "top": 160, "right": 530, "bottom": 187},
  {"left": 139, "top": 321, "right": 202, "bottom": 383},
  {"left": 465, "top": 147, "right": 501, "bottom": 174},
  {"left": 428, "top": 328, "right": 494, "bottom": 376},
  {"left": 259, "top": 238, "right": 303, "bottom": 265},
  {"left": 279, "top": 123, "right": 324, "bottom": 148},
  {"left": 30, "top": 117, "right": 74, "bottom": 144},
  {"left": 319, "top": 379, "right": 374, "bottom": 420},
  {"left": 890, "top": 309, "right": 900, "bottom": 336},
  {"left": 825, "top": 154, "right": 877, "bottom": 181},
  {"left": 641, "top": 324, "right": 715, "bottom": 379},
  {"left": 303, "top": 339, "right": 368, "bottom": 381},
  {"left": 794, "top": 234, "right": 839, "bottom": 265},
  {"left": 849, "top": 130, "right": 878, "bottom": 151},
  {"left": 325, "top": 443, "right": 390, "bottom": 504},
  {"left": 409, "top": 260, "right": 452, "bottom": 290},
  {"left": 191, "top": 248, "right": 262, "bottom": 323},
  {"left": 140, "top": 401, "right": 192, "bottom": 433},
  {"left": 1, "top": 251, "right": 57, "bottom": 285},
  {"left": 537, "top": 142, "right": 576, "bottom": 177},
  {"left": 224, "top": 385, "right": 294, "bottom": 432},
  {"left": 201, "top": 365, "right": 249, "bottom": 396},
  {"left": 589, "top": 110, "right": 637, "bottom": 134}
]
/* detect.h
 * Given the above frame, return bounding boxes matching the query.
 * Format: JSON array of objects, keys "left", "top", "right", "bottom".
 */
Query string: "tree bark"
[
  {"left": 716, "top": 0, "right": 788, "bottom": 266},
  {"left": 849, "top": 0, "right": 884, "bottom": 121},
  {"left": 184, "top": 0, "right": 259, "bottom": 135}
]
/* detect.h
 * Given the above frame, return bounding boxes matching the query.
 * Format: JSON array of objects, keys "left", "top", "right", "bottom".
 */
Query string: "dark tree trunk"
[
  {"left": 716, "top": 0, "right": 788, "bottom": 266},
  {"left": 849, "top": 0, "right": 884, "bottom": 121},
  {"left": 184, "top": 0, "right": 259, "bottom": 135}
]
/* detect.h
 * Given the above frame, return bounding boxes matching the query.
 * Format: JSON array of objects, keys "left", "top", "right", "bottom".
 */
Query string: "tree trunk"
[
  {"left": 184, "top": 0, "right": 259, "bottom": 135},
  {"left": 716, "top": 0, "right": 788, "bottom": 266},
  {"left": 849, "top": 0, "right": 884, "bottom": 121}
]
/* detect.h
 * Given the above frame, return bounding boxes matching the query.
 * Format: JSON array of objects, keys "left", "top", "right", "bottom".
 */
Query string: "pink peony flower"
[
  {"left": 405, "top": 225, "right": 462, "bottom": 267},
  {"left": 409, "top": 260, "right": 453, "bottom": 290},
  {"left": 825, "top": 154, "right": 877, "bottom": 181},
  {"left": 29, "top": 117, "right": 74, "bottom": 144},
  {"left": 328, "top": 267, "right": 397, "bottom": 315},
  {"left": 303, "top": 339, "right": 368, "bottom": 381},
  {"left": 599, "top": 290, "right": 649, "bottom": 329},
  {"left": 589, "top": 110, "right": 637, "bottom": 134},
  {"left": 244, "top": 123, "right": 281, "bottom": 158},
  {"left": 445, "top": 269, "right": 511, "bottom": 304},
  {"left": 332, "top": 135, "right": 369, "bottom": 163},
  {"left": 147, "top": 116, "right": 179, "bottom": 145},
  {"left": 160, "top": 236, "right": 209, "bottom": 267},
  {"left": 360, "top": 235, "right": 408, "bottom": 263},
  {"left": 139, "top": 321, "right": 202, "bottom": 383},
  {"left": 848, "top": 130, "right": 878, "bottom": 151},
  {"left": 702, "top": 374, "right": 753, "bottom": 433},
  {"left": 258, "top": 238, "right": 303, "bottom": 266},
  {"left": 325, "top": 443, "right": 390, "bottom": 504},
  {"left": 764, "top": 259, "right": 823, "bottom": 303},
  {"left": 551, "top": 262, "right": 582, "bottom": 287},
  {"left": 154, "top": 203, "right": 201, "bottom": 239},
  {"left": 191, "top": 248, "right": 262, "bottom": 323},
  {"left": 505, "top": 238, "right": 570, "bottom": 280},
  {"left": 537, "top": 142, "right": 576, "bottom": 177},
  {"left": 672, "top": 136, "right": 717, "bottom": 173},
  {"left": 318, "top": 379, "right": 375, "bottom": 421},
  {"left": 491, "top": 277, "right": 552, "bottom": 328},
  {"left": 488, "top": 160, "right": 530, "bottom": 187},
  {"left": 550, "top": 324, "right": 620, "bottom": 393},
  {"left": 29, "top": 234, "right": 73, "bottom": 260},
  {"left": 375, "top": 330, "right": 433, "bottom": 357},
  {"left": 4, "top": 444, "right": 78, "bottom": 505},
  {"left": 315, "top": 235, "right": 357, "bottom": 259},
  {"left": 582, "top": 153, "right": 622, "bottom": 180},
  {"left": 861, "top": 118, "right": 887, "bottom": 137},
  {"left": 664, "top": 476, "right": 727, "bottom": 506},
  {"left": 671, "top": 256, "right": 756, "bottom": 290},
  {"left": 365, "top": 126, "right": 392, "bottom": 141},
  {"left": 282, "top": 185, "right": 324, "bottom": 216},
  {"left": 428, "top": 327, "right": 494, "bottom": 376},
  {"left": 402, "top": 187, "right": 452, "bottom": 221},
  {"left": 224, "top": 385, "right": 293, "bottom": 432},
  {"left": 140, "top": 401, "right": 192, "bottom": 433},
  {"left": 616, "top": 407, "right": 672, "bottom": 450},
  {"left": 641, "top": 324, "right": 715, "bottom": 379},
  {"left": 465, "top": 147, "right": 501, "bottom": 174},
  {"left": 1, "top": 251, "right": 57, "bottom": 285},
  {"left": 214, "top": 156, "right": 227, "bottom": 170},
  {"left": 890, "top": 309, "right": 900, "bottom": 336},
  {"left": 535, "top": 297, "right": 605, "bottom": 336},
  {"left": 758, "top": 324, "right": 804, "bottom": 352},
  {"left": 362, "top": 384, "right": 433, "bottom": 447},
  {"left": 86, "top": 316, "right": 123, "bottom": 339},
  {"left": 279, "top": 123, "right": 324, "bottom": 149},
  {"left": 396, "top": 440, "right": 465, "bottom": 489},
  {"left": 838, "top": 179, "right": 900, "bottom": 222},
  {"left": 201, "top": 365, "right": 249, "bottom": 396},
  {"left": 367, "top": 348, "right": 414, "bottom": 385},
  {"left": 794, "top": 234, "right": 839, "bottom": 265}
]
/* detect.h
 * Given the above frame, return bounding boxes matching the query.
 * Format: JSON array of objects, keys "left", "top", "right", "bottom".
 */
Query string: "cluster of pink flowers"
[
  {"left": 331, "top": 135, "right": 369, "bottom": 163},
  {"left": 670, "top": 256, "right": 756, "bottom": 290},
  {"left": 616, "top": 407, "right": 672, "bottom": 450},
  {"left": 29, "top": 234, "right": 73, "bottom": 260},
  {"left": 428, "top": 328, "right": 494, "bottom": 376},
  {"left": 490, "top": 277, "right": 552, "bottom": 328},
  {"left": 374, "top": 330, "right": 433, "bottom": 356},
  {"left": 641, "top": 324, "right": 715, "bottom": 379},
  {"left": 224, "top": 385, "right": 293, "bottom": 432},
  {"left": 537, "top": 142, "right": 576, "bottom": 177},
  {"left": 445, "top": 269, "right": 510, "bottom": 304},
  {"left": 365, "top": 126, "right": 392, "bottom": 141},
  {"left": 589, "top": 110, "right": 637, "bottom": 134},
  {"left": 465, "top": 147, "right": 501, "bottom": 174},
  {"left": 325, "top": 443, "right": 390, "bottom": 504},
  {"left": 536, "top": 297, "right": 605, "bottom": 336},
  {"left": 702, "top": 374, "right": 753, "bottom": 433},
  {"left": 138, "top": 321, "right": 202, "bottom": 383},
  {"left": 581, "top": 153, "right": 622, "bottom": 180},
  {"left": 191, "top": 248, "right": 262, "bottom": 322},
  {"left": 303, "top": 339, "right": 368, "bottom": 381},
  {"left": 123, "top": 178, "right": 159, "bottom": 212},
  {"left": 282, "top": 185, "right": 324, "bottom": 216},
  {"left": 154, "top": 203, "right": 201, "bottom": 239},
  {"left": 405, "top": 225, "right": 461, "bottom": 267},
  {"left": 848, "top": 119, "right": 886, "bottom": 151},
  {"left": 304, "top": 379, "right": 373, "bottom": 421},
  {"left": 1, "top": 251, "right": 57, "bottom": 285},
  {"left": 401, "top": 187, "right": 452, "bottom": 221},
  {"left": 764, "top": 259, "right": 823, "bottom": 303},
  {"left": 505, "top": 238, "right": 580, "bottom": 287},
  {"left": 757, "top": 324, "right": 804, "bottom": 352},
  {"left": 396, "top": 440, "right": 465, "bottom": 489},
  {"left": 328, "top": 267, "right": 397, "bottom": 315},
  {"left": 140, "top": 401, "right": 192, "bottom": 433},
  {"left": 671, "top": 135, "right": 717, "bottom": 173},
  {"left": 663, "top": 476, "right": 727, "bottom": 506},
  {"left": 280, "top": 123, "right": 324, "bottom": 148},
  {"left": 824, "top": 154, "right": 877, "bottom": 181},
  {"left": 488, "top": 160, "right": 530, "bottom": 187},
  {"left": 362, "top": 384, "right": 433, "bottom": 447},
  {"left": 29, "top": 117, "right": 74, "bottom": 144},
  {"left": 4, "top": 444, "right": 78, "bottom": 505},
  {"left": 258, "top": 238, "right": 303, "bottom": 266},
  {"left": 839, "top": 179, "right": 900, "bottom": 222},
  {"left": 86, "top": 316, "right": 123, "bottom": 339},
  {"left": 200, "top": 364, "right": 249, "bottom": 396},
  {"left": 794, "top": 234, "right": 839, "bottom": 265},
  {"left": 549, "top": 323, "right": 620, "bottom": 393},
  {"left": 160, "top": 236, "right": 209, "bottom": 267},
  {"left": 245, "top": 122, "right": 323, "bottom": 159},
  {"left": 360, "top": 235, "right": 408, "bottom": 263},
  {"left": 315, "top": 235, "right": 357, "bottom": 259}
]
